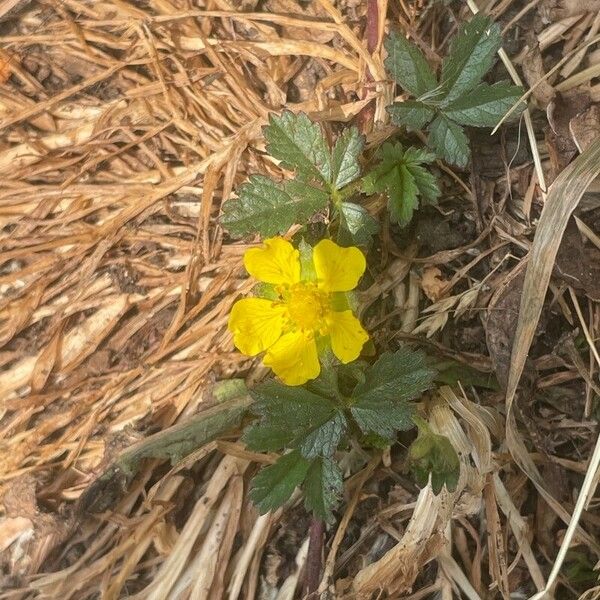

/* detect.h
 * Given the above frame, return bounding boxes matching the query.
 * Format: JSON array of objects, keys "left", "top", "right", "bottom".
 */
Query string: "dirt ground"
[{"left": 1, "top": 1, "right": 600, "bottom": 599}]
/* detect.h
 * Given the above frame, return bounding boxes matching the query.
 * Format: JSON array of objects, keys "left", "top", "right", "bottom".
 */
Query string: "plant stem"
[{"left": 304, "top": 517, "right": 324, "bottom": 597}]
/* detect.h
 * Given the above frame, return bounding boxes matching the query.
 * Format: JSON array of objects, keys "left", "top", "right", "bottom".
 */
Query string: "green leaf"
[
  {"left": 351, "top": 348, "right": 436, "bottom": 438},
  {"left": 402, "top": 146, "right": 437, "bottom": 165},
  {"left": 250, "top": 450, "right": 311, "bottom": 514},
  {"left": 393, "top": 164, "right": 419, "bottom": 225},
  {"left": 408, "top": 420, "right": 460, "bottom": 494},
  {"left": 431, "top": 359, "right": 499, "bottom": 390},
  {"left": 338, "top": 202, "right": 378, "bottom": 246},
  {"left": 351, "top": 396, "right": 414, "bottom": 439},
  {"left": 403, "top": 148, "right": 440, "bottom": 204},
  {"left": 406, "top": 164, "right": 441, "bottom": 204},
  {"left": 303, "top": 457, "right": 343, "bottom": 523},
  {"left": 300, "top": 412, "right": 347, "bottom": 459},
  {"left": 362, "top": 142, "right": 439, "bottom": 226},
  {"left": 440, "top": 14, "right": 502, "bottom": 104},
  {"left": 221, "top": 175, "right": 329, "bottom": 237},
  {"left": 402, "top": 147, "right": 441, "bottom": 204},
  {"left": 384, "top": 31, "right": 438, "bottom": 97},
  {"left": 331, "top": 127, "right": 364, "bottom": 189},
  {"left": 387, "top": 100, "right": 436, "bottom": 130},
  {"left": 427, "top": 115, "right": 470, "bottom": 167},
  {"left": 243, "top": 380, "right": 346, "bottom": 459},
  {"left": 264, "top": 111, "right": 331, "bottom": 183},
  {"left": 354, "top": 348, "right": 437, "bottom": 402},
  {"left": 443, "top": 82, "right": 525, "bottom": 127},
  {"left": 305, "top": 366, "right": 340, "bottom": 401}
]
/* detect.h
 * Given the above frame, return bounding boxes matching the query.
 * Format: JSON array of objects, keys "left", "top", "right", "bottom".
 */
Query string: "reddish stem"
[
  {"left": 304, "top": 517, "right": 324, "bottom": 597},
  {"left": 366, "top": 0, "right": 379, "bottom": 55}
]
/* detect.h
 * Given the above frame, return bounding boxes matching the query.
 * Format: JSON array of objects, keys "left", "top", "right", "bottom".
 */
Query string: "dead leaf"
[
  {"left": 485, "top": 270, "right": 537, "bottom": 390},
  {"left": 0, "top": 54, "right": 10, "bottom": 83},
  {"left": 420, "top": 266, "right": 448, "bottom": 302},
  {"left": 561, "top": 0, "right": 600, "bottom": 15},
  {"left": 555, "top": 218, "right": 600, "bottom": 300},
  {"left": 505, "top": 137, "right": 600, "bottom": 564},
  {"left": 569, "top": 104, "right": 600, "bottom": 152},
  {"left": 0, "top": 517, "right": 33, "bottom": 553},
  {"left": 546, "top": 90, "right": 592, "bottom": 180},
  {"left": 521, "top": 44, "right": 555, "bottom": 107}
]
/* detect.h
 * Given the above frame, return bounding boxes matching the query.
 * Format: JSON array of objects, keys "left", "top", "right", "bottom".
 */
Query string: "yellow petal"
[
  {"left": 228, "top": 298, "right": 286, "bottom": 356},
  {"left": 312, "top": 239, "right": 366, "bottom": 292},
  {"left": 263, "top": 330, "right": 320, "bottom": 385},
  {"left": 326, "top": 310, "right": 369, "bottom": 363},
  {"left": 244, "top": 237, "right": 301, "bottom": 285}
]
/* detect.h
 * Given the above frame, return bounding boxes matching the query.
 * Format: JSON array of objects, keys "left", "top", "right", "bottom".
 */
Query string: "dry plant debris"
[{"left": 0, "top": 1, "right": 600, "bottom": 599}]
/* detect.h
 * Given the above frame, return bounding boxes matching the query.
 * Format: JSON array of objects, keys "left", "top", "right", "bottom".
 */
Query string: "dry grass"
[{"left": 1, "top": 1, "right": 600, "bottom": 599}]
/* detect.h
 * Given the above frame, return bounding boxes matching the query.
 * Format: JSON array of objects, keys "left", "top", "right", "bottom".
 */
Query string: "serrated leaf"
[
  {"left": 265, "top": 111, "right": 331, "bottom": 183},
  {"left": 299, "top": 411, "right": 347, "bottom": 459},
  {"left": 362, "top": 142, "right": 438, "bottom": 226},
  {"left": 444, "top": 82, "right": 525, "bottom": 127},
  {"left": 338, "top": 202, "right": 378, "bottom": 246},
  {"left": 303, "top": 457, "right": 343, "bottom": 523},
  {"left": 331, "top": 127, "right": 364, "bottom": 189},
  {"left": 243, "top": 380, "right": 346, "bottom": 458},
  {"left": 406, "top": 164, "right": 441, "bottom": 204},
  {"left": 427, "top": 115, "right": 470, "bottom": 167},
  {"left": 393, "top": 164, "right": 419, "bottom": 224},
  {"left": 250, "top": 450, "right": 310, "bottom": 514},
  {"left": 440, "top": 14, "right": 502, "bottom": 104},
  {"left": 387, "top": 100, "right": 436, "bottom": 130},
  {"left": 402, "top": 146, "right": 437, "bottom": 164},
  {"left": 384, "top": 31, "right": 438, "bottom": 97},
  {"left": 408, "top": 424, "right": 460, "bottom": 494},
  {"left": 305, "top": 366, "right": 340, "bottom": 400},
  {"left": 350, "top": 396, "right": 414, "bottom": 439},
  {"left": 354, "top": 348, "right": 437, "bottom": 401},
  {"left": 221, "top": 175, "right": 329, "bottom": 237},
  {"left": 350, "top": 348, "right": 436, "bottom": 437}
]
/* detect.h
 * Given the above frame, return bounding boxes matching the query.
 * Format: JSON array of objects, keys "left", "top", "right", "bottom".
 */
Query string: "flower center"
[{"left": 285, "top": 283, "right": 329, "bottom": 331}]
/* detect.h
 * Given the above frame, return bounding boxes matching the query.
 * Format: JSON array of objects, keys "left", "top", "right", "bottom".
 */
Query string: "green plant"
[
  {"left": 408, "top": 416, "right": 460, "bottom": 493},
  {"left": 221, "top": 111, "right": 377, "bottom": 244},
  {"left": 384, "top": 14, "right": 525, "bottom": 167},
  {"left": 245, "top": 349, "right": 437, "bottom": 521},
  {"left": 362, "top": 142, "right": 440, "bottom": 226},
  {"left": 221, "top": 111, "right": 438, "bottom": 240},
  {"left": 219, "top": 12, "right": 519, "bottom": 522}
]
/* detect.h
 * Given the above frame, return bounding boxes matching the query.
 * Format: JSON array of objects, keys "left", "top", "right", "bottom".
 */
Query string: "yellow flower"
[{"left": 228, "top": 237, "right": 369, "bottom": 385}]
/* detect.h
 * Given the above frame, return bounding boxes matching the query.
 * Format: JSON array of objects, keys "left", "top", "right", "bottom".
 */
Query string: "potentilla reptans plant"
[{"left": 220, "top": 13, "right": 521, "bottom": 520}]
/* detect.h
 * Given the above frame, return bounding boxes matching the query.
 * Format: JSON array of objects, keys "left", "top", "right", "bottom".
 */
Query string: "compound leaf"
[{"left": 362, "top": 142, "right": 439, "bottom": 226}]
